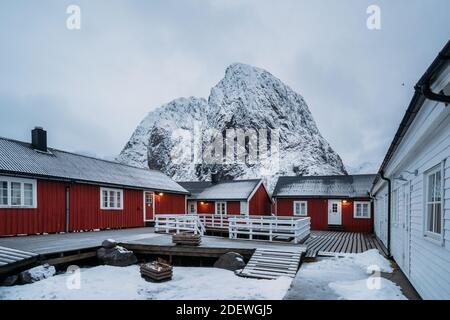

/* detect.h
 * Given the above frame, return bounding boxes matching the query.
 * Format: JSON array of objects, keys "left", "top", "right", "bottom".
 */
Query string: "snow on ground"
[
  {"left": 0, "top": 266, "right": 292, "bottom": 300},
  {"left": 284, "top": 249, "right": 406, "bottom": 300}
]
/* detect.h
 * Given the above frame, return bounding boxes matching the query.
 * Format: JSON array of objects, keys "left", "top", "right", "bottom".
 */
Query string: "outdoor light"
[
  {"left": 342, "top": 200, "right": 348, "bottom": 204},
  {"left": 158, "top": 192, "right": 164, "bottom": 196}
]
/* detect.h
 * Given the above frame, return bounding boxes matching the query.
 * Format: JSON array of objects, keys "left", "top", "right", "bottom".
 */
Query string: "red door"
[{"left": 144, "top": 191, "right": 154, "bottom": 221}]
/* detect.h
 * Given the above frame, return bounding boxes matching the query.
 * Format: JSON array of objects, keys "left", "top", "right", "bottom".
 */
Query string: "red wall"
[
  {"left": 69, "top": 184, "right": 144, "bottom": 231},
  {"left": 154, "top": 193, "right": 186, "bottom": 214},
  {"left": 195, "top": 200, "right": 241, "bottom": 214},
  {"left": 249, "top": 184, "right": 271, "bottom": 215},
  {"left": 0, "top": 179, "right": 187, "bottom": 236},
  {"left": 275, "top": 198, "right": 373, "bottom": 233},
  {"left": 0, "top": 180, "right": 66, "bottom": 236}
]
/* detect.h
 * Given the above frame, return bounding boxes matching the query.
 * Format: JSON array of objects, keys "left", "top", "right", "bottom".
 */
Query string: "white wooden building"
[{"left": 372, "top": 41, "right": 450, "bottom": 300}]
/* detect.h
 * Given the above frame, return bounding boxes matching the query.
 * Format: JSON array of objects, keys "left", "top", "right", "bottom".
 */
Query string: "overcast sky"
[{"left": 0, "top": 0, "right": 449, "bottom": 170}]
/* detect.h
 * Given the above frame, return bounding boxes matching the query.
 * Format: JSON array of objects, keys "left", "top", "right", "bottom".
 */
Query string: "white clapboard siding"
[{"left": 372, "top": 84, "right": 450, "bottom": 300}]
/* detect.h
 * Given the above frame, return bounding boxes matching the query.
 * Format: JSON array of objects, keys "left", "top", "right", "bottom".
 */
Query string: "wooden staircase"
[{"left": 239, "top": 248, "right": 303, "bottom": 280}]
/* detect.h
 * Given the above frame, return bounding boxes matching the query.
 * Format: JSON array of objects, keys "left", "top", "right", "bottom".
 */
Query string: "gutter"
[{"left": 379, "top": 170, "right": 392, "bottom": 258}]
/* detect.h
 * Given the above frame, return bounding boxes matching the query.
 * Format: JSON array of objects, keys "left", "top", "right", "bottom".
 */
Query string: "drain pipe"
[{"left": 380, "top": 170, "right": 392, "bottom": 258}]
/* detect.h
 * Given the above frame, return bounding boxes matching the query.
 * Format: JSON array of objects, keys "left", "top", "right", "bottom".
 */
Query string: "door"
[
  {"left": 188, "top": 201, "right": 197, "bottom": 214},
  {"left": 328, "top": 200, "right": 342, "bottom": 225},
  {"left": 144, "top": 191, "right": 154, "bottom": 221},
  {"left": 403, "top": 182, "right": 411, "bottom": 276}
]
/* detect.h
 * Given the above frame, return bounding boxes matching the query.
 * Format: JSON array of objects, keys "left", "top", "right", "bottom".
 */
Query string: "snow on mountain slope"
[{"left": 118, "top": 63, "right": 347, "bottom": 191}]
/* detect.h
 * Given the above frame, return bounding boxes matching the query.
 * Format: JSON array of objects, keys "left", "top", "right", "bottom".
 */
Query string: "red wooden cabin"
[
  {"left": 272, "top": 175, "right": 376, "bottom": 233},
  {"left": 179, "top": 179, "right": 271, "bottom": 216},
  {"left": 0, "top": 128, "right": 189, "bottom": 237}
]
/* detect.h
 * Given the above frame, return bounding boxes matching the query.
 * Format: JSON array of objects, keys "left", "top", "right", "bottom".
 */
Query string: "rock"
[
  {"left": 1, "top": 275, "right": 18, "bottom": 286},
  {"left": 102, "top": 239, "right": 118, "bottom": 249},
  {"left": 97, "top": 245, "right": 137, "bottom": 267},
  {"left": 213, "top": 252, "right": 246, "bottom": 271},
  {"left": 20, "top": 264, "right": 56, "bottom": 284}
]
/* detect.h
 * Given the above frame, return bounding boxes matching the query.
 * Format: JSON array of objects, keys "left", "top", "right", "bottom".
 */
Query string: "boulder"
[
  {"left": 102, "top": 239, "right": 118, "bottom": 249},
  {"left": 1, "top": 275, "right": 19, "bottom": 286},
  {"left": 97, "top": 245, "right": 137, "bottom": 267},
  {"left": 20, "top": 264, "right": 56, "bottom": 284},
  {"left": 213, "top": 252, "right": 246, "bottom": 271}
]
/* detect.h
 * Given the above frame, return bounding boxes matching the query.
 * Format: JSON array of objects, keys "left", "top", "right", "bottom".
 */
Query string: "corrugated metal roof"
[
  {"left": 272, "top": 175, "right": 376, "bottom": 198},
  {"left": 0, "top": 137, "right": 188, "bottom": 194},
  {"left": 179, "top": 179, "right": 261, "bottom": 200}
]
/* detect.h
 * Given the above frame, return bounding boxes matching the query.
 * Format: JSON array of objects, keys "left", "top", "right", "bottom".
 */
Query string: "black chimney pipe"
[
  {"left": 211, "top": 173, "right": 220, "bottom": 184},
  {"left": 31, "top": 127, "right": 48, "bottom": 152}
]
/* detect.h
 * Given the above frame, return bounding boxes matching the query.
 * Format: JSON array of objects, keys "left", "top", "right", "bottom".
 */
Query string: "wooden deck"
[
  {"left": 0, "top": 246, "right": 39, "bottom": 275},
  {"left": 304, "top": 231, "right": 388, "bottom": 258},
  {"left": 0, "top": 227, "right": 306, "bottom": 275},
  {"left": 239, "top": 248, "right": 303, "bottom": 280}
]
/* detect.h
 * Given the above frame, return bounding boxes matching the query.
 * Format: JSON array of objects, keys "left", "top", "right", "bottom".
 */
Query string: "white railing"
[
  {"left": 154, "top": 214, "right": 205, "bottom": 235},
  {"left": 197, "top": 214, "right": 302, "bottom": 229},
  {"left": 228, "top": 216, "right": 311, "bottom": 244}
]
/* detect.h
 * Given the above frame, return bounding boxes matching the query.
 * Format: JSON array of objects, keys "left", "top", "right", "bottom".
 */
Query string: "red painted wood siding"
[
  {"left": 69, "top": 184, "right": 144, "bottom": 231},
  {"left": 0, "top": 180, "right": 66, "bottom": 236},
  {"left": 227, "top": 201, "right": 240, "bottom": 215},
  {"left": 249, "top": 184, "right": 271, "bottom": 215},
  {"left": 275, "top": 198, "right": 373, "bottom": 233},
  {"left": 197, "top": 201, "right": 215, "bottom": 214},
  {"left": 0, "top": 179, "right": 187, "bottom": 236},
  {"left": 276, "top": 198, "right": 328, "bottom": 230},
  {"left": 154, "top": 193, "right": 186, "bottom": 214},
  {"left": 195, "top": 200, "right": 241, "bottom": 214}
]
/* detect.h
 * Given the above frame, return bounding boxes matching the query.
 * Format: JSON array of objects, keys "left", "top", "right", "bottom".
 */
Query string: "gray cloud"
[{"left": 0, "top": 0, "right": 449, "bottom": 169}]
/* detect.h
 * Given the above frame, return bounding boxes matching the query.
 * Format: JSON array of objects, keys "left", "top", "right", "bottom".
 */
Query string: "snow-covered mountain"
[{"left": 117, "top": 63, "right": 347, "bottom": 191}]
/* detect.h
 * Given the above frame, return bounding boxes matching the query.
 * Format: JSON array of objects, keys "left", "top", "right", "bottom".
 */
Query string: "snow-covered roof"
[
  {"left": 272, "top": 175, "right": 376, "bottom": 198},
  {"left": 179, "top": 179, "right": 261, "bottom": 200},
  {"left": 0, "top": 137, "right": 188, "bottom": 194}
]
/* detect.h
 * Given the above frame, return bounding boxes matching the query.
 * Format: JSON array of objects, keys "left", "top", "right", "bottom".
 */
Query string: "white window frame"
[
  {"left": 423, "top": 164, "right": 444, "bottom": 243},
  {"left": 0, "top": 176, "right": 37, "bottom": 209},
  {"left": 293, "top": 201, "right": 308, "bottom": 217},
  {"left": 240, "top": 201, "right": 248, "bottom": 216},
  {"left": 354, "top": 201, "right": 371, "bottom": 219},
  {"left": 100, "top": 187, "right": 123, "bottom": 210},
  {"left": 215, "top": 201, "right": 227, "bottom": 215}
]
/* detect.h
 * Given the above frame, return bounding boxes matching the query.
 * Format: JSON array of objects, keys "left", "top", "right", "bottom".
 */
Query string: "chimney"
[
  {"left": 31, "top": 127, "right": 48, "bottom": 152},
  {"left": 211, "top": 173, "right": 220, "bottom": 184}
]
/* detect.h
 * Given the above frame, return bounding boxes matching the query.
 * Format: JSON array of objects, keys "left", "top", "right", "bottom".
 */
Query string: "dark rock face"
[
  {"left": 213, "top": 252, "right": 246, "bottom": 271},
  {"left": 97, "top": 246, "right": 137, "bottom": 267},
  {"left": 1, "top": 275, "right": 18, "bottom": 286},
  {"left": 118, "top": 63, "right": 347, "bottom": 192}
]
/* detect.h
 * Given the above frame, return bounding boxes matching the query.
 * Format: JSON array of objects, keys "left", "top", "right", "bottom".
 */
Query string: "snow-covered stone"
[
  {"left": 213, "top": 252, "right": 246, "bottom": 271},
  {"left": 20, "top": 264, "right": 56, "bottom": 284},
  {"left": 97, "top": 246, "right": 137, "bottom": 267},
  {"left": 118, "top": 63, "right": 347, "bottom": 191},
  {"left": 102, "top": 239, "right": 118, "bottom": 249}
]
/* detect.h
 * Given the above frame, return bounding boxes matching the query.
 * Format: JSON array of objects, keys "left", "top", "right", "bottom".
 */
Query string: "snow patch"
[
  {"left": 0, "top": 266, "right": 292, "bottom": 300},
  {"left": 329, "top": 278, "right": 406, "bottom": 300}
]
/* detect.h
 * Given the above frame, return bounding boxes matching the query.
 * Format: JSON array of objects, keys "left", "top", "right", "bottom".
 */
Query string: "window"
[
  {"left": 100, "top": 188, "right": 123, "bottom": 210},
  {"left": 332, "top": 203, "right": 338, "bottom": 213},
  {"left": 188, "top": 201, "right": 197, "bottom": 214},
  {"left": 0, "top": 176, "right": 37, "bottom": 208},
  {"left": 215, "top": 202, "right": 226, "bottom": 215},
  {"left": 425, "top": 166, "right": 443, "bottom": 239},
  {"left": 293, "top": 201, "right": 307, "bottom": 216},
  {"left": 354, "top": 202, "right": 371, "bottom": 219}
]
